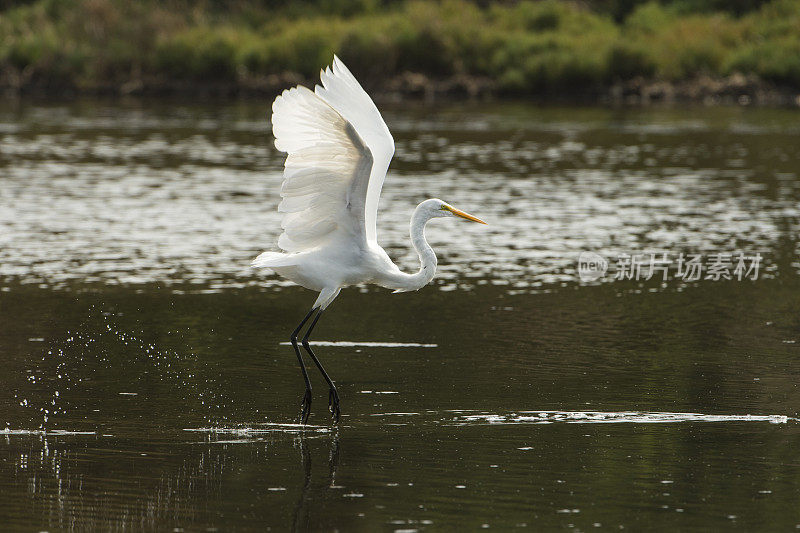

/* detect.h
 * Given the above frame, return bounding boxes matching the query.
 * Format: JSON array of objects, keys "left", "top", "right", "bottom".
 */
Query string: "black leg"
[
  {"left": 301, "top": 310, "right": 341, "bottom": 423},
  {"left": 291, "top": 307, "right": 317, "bottom": 424}
]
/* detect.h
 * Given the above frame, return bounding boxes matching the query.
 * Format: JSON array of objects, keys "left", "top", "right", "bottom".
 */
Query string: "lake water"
[{"left": 1, "top": 99, "right": 800, "bottom": 530}]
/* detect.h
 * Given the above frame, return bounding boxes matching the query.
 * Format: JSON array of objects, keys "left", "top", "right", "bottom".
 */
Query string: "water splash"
[
  {"left": 13, "top": 307, "right": 230, "bottom": 430},
  {"left": 1, "top": 429, "right": 96, "bottom": 436},
  {"left": 184, "top": 423, "right": 332, "bottom": 442}
]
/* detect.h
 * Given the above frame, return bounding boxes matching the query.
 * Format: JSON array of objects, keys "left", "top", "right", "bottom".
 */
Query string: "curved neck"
[
  {"left": 382, "top": 204, "right": 437, "bottom": 292},
  {"left": 408, "top": 206, "right": 438, "bottom": 288}
]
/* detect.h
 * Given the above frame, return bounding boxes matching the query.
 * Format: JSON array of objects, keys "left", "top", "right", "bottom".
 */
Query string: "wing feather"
[
  {"left": 314, "top": 55, "right": 395, "bottom": 244},
  {"left": 270, "top": 56, "right": 394, "bottom": 252}
]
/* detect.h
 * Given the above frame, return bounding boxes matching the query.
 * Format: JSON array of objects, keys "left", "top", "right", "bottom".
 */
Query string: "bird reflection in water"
[
  {"left": 292, "top": 433, "right": 340, "bottom": 532},
  {"left": 1, "top": 429, "right": 341, "bottom": 531}
]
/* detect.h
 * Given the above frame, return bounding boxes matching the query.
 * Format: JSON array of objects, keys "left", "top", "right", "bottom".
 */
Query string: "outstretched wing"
[{"left": 271, "top": 56, "right": 395, "bottom": 252}]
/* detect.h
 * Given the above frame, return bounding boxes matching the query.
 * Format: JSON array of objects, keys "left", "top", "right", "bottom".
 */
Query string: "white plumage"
[
  {"left": 252, "top": 56, "right": 486, "bottom": 424},
  {"left": 269, "top": 56, "right": 394, "bottom": 253}
]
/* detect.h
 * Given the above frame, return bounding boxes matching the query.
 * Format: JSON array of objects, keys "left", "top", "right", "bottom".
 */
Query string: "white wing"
[{"left": 271, "top": 55, "right": 395, "bottom": 252}]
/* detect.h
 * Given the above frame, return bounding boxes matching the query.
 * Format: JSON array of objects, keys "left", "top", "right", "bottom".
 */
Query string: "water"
[{"left": 1, "top": 99, "right": 800, "bottom": 530}]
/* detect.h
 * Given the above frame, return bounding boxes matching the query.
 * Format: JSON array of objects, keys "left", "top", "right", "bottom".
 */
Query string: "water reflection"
[
  {"left": 0, "top": 429, "right": 342, "bottom": 531},
  {"left": 3, "top": 406, "right": 800, "bottom": 530},
  {"left": 447, "top": 410, "right": 793, "bottom": 425},
  {"left": 1, "top": 101, "right": 800, "bottom": 530},
  {"left": 292, "top": 435, "right": 341, "bottom": 533},
  {"left": 184, "top": 423, "right": 332, "bottom": 440}
]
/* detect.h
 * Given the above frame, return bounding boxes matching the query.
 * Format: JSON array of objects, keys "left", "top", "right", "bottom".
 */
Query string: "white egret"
[{"left": 253, "top": 56, "right": 486, "bottom": 424}]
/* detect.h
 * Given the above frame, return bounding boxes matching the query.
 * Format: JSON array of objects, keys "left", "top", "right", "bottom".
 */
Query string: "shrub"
[
  {"left": 263, "top": 19, "right": 343, "bottom": 77},
  {"left": 726, "top": 37, "right": 800, "bottom": 85},
  {"left": 2, "top": 0, "right": 800, "bottom": 93},
  {"left": 156, "top": 27, "right": 241, "bottom": 80}
]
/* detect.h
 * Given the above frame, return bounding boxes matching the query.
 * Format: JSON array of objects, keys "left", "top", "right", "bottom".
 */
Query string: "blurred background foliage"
[{"left": 1, "top": 0, "right": 799, "bottom": 94}]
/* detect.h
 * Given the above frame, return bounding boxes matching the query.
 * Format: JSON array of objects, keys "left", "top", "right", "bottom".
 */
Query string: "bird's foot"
[
  {"left": 299, "top": 388, "right": 312, "bottom": 424},
  {"left": 328, "top": 387, "right": 341, "bottom": 424}
]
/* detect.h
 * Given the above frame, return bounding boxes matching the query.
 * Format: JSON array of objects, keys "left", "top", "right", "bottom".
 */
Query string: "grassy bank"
[{"left": 2, "top": 0, "right": 800, "bottom": 101}]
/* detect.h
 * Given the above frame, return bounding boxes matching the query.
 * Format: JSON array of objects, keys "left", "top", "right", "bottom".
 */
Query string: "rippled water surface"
[{"left": 1, "top": 100, "right": 800, "bottom": 531}]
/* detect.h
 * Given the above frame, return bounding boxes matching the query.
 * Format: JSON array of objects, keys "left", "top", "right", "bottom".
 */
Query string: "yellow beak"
[{"left": 444, "top": 205, "right": 487, "bottom": 224}]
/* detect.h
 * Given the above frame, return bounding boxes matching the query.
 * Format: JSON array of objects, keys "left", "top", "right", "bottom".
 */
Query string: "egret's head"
[{"left": 420, "top": 198, "right": 487, "bottom": 224}]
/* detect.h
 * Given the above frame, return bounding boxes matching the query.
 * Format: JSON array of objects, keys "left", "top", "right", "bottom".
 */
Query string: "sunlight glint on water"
[{"left": 1, "top": 102, "right": 798, "bottom": 291}]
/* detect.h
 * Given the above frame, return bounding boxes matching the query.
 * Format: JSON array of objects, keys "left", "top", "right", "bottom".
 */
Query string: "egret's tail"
[{"left": 251, "top": 251, "right": 296, "bottom": 268}]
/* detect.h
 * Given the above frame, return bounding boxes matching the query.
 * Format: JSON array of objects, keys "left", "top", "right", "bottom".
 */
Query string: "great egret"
[{"left": 253, "top": 56, "right": 486, "bottom": 424}]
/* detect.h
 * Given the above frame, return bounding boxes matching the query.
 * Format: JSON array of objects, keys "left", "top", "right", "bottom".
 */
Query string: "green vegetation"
[{"left": 1, "top": 0, "right": 800, "bottom": 95}]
